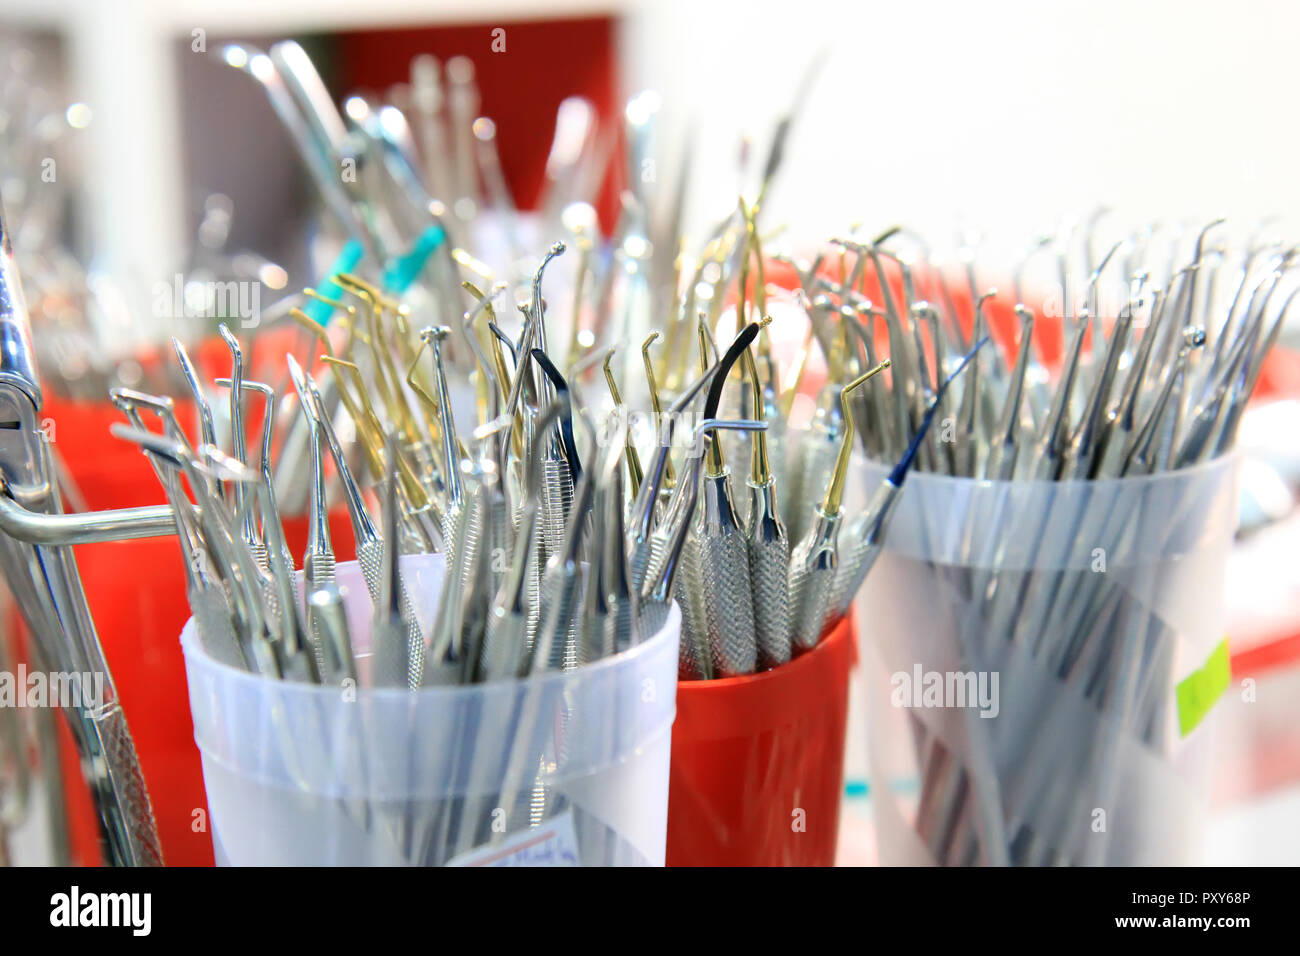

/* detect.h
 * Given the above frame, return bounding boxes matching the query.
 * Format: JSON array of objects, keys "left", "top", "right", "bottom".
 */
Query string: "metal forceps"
[{"left": 0, "top": 210, "right": 163, "bottom": 865}]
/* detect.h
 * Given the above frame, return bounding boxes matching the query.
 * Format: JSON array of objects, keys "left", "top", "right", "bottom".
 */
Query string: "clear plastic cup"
[
  {"left": 180, "top": 554, "right": 680, "bottom": 866},
  {"left": 856, "top": 455, "right": 1238, "bottom": 865}
]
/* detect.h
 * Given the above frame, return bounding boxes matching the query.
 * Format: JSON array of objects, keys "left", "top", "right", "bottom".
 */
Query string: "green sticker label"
[{"left": 1176, "top": 638, "right": 1231, "bottom": 737}]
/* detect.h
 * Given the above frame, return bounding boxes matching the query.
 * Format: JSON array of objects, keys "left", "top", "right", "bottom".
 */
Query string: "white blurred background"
[{"left": 624, "top": 0, "right": 1300, "bottom": 254}]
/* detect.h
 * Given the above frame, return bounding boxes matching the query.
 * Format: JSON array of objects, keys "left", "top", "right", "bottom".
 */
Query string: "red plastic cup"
[
  {"left": 38, "top": 327, "right": 357, "bottom": 865},
  {"left": 666, "top": 616, "right": 855, "bottom": 866},
  {"left": 41, "top": 392, "right": 205, "bottom": 865}
]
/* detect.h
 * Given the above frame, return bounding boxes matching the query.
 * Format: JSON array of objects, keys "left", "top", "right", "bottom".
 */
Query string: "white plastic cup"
[
  {"left": 181, "top": 554, "right": 680, "bottom": 866},
  {"left": 855, "top": 455, "right": 1238, "bottom": 865}
]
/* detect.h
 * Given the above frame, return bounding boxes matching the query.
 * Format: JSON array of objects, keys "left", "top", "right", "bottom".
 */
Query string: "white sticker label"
[{"left": 446, "top": 810, "right": 580, "bottom": 867}]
